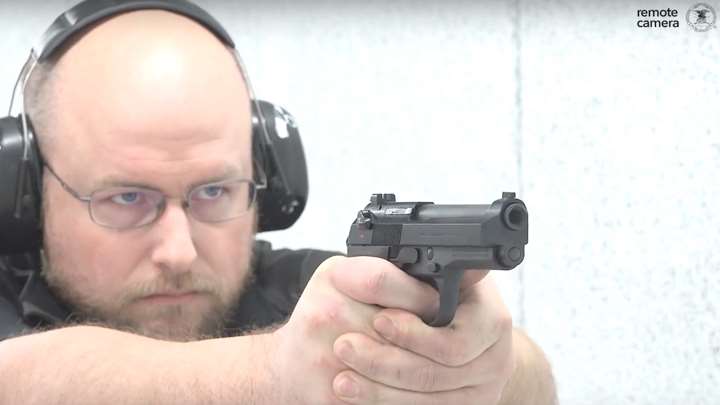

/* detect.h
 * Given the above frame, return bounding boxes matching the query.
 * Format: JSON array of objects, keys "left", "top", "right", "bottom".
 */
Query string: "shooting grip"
[
  {"left": 393, "top": 246, "right": 487, "bottom": 327},
  {"left": 360, "top": 245, "right": 478, "bottom": 327},
  {"left": 348, "top": 245, "right": 460, "bottom": 326},
  {"left": 347, "top": 192, "right": 529, "bottom": 328}
]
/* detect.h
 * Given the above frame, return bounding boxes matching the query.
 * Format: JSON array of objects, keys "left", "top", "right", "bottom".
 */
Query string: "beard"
[{"left": 41, "top": 245, "right": 255, "bottom": 342}]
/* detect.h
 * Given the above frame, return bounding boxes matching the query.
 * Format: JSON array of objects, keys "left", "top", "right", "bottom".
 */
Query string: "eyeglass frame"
[{"left": 43, "top": 163, "right": 266, "bottom": 230}]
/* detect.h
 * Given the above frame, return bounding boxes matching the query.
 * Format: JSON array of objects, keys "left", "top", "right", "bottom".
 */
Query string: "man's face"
[{"left": 40, "top": 11, "right": 255, "bottom": 341}]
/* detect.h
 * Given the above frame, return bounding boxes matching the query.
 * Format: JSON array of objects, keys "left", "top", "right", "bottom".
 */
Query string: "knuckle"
[
  {"left": 302, "top": 298, "right": 349, "bottom": 331},
  {"left": 365, "top": 355, "right": 383, "bottom": 377},
  {"left": 385, "top": 313, "right": 411, "bottom": 346},
  {"left": 311, "top": 352, "right": 339, "bottom": 371},
  {"left": 364, "top": 268, "right": 388, "bottom": 297},
  {"left": 303, "top": 312, "right": 326, "bottom": 333},
  {"left": 307, "top": 256, "right": 344, "bottom": 288},
  {"left": 316, "top": 255, "right": 345, "bottom": 276}
]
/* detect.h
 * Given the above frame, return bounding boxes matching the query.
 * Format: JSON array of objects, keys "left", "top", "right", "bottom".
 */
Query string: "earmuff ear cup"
[
  {"left": 252, "top": 100, "right": 308, "bottom": 232},
  {"left": 0, "top": 116, "right": 43, "bottom": 255}
]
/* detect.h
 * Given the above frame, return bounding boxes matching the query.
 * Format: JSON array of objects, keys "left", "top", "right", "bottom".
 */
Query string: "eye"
[
  {"left": 110, "top": 192, "right": 142, "bottom": 205},
  {"left": 196, "top": 185, "right": 225, "bottom": 200}
]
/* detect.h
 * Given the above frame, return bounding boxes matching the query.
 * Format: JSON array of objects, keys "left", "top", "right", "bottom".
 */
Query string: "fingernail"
[
  {"left": 336, "top": 339, "right": 355, "bottom": 362},
  {"left": 374, "top": 316, "right": 395, "bottom": 340},
  {"left": 336, "top": 375, "right": 359, "bottom": 398}
]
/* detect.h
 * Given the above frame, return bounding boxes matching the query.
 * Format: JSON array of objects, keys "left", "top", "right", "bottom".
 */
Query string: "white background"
[{"left": 1, "top": 1, "right": 719, "bottom": 404}]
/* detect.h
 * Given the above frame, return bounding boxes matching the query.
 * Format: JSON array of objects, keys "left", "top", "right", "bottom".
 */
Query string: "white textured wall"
[{"left": 1, "top": 1, "right": 719, "bottom": 404}]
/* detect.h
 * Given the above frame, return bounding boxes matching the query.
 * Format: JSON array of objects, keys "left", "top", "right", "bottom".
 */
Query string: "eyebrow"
[
  {"left": 92, "top": 164, "right": 248, "bottom": 194},
  {"left": 186, "top": 166, "right": 248, "bottom": 191}
]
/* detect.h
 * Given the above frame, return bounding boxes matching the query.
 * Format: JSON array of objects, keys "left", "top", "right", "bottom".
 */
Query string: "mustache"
[{"left": 121, "top": 270, "right": 221, "bottom": 302}]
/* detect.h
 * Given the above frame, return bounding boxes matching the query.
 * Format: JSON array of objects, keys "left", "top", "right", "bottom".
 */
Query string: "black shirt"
[{"left": 0, "top": 240, "right": 338, "bottom": 340}]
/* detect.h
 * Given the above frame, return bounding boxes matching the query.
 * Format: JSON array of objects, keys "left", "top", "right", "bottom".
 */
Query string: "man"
[{"left": 0, "top": 4, "right": 557, "bottom": 404}]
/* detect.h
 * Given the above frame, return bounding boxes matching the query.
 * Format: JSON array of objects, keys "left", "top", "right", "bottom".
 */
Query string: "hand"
[
  {"left": 330, "top": 270, "right": 515, "bottom": 405},
  {"left": 265, "top": 255, "right": 444, "bottom": 405}
]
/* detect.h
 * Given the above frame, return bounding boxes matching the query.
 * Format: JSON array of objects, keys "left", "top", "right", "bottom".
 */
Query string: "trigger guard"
[{"left": 427, "top": 269, "right": 464, "bottom": 327}]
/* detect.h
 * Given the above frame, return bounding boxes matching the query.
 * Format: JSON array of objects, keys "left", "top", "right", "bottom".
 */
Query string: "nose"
[{"left": 150, "top": 202, "right": 198, "bottom": 274}]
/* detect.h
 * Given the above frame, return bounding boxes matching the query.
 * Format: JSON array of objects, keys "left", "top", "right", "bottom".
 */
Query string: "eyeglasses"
[{"left": 44, "top": 164, "right": 263, "bottom": 230}]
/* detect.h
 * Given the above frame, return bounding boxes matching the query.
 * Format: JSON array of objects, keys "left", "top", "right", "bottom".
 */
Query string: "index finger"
[{"left": 329, "top": 256, "right": 440, "bottom": 321}]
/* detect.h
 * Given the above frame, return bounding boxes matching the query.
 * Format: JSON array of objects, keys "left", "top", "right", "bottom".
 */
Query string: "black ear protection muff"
[{"left": 0, "top": 0, "right": 308, "bottom": 255}]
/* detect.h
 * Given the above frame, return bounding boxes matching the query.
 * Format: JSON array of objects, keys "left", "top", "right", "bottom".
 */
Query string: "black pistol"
[{"left": 346, "top": 192, "right": 528, "bottom": 327}]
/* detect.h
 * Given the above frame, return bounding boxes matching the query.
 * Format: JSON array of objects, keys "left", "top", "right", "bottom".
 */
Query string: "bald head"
[{"left": 26, "top": 9, "right": 250, "bottom": 160}]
